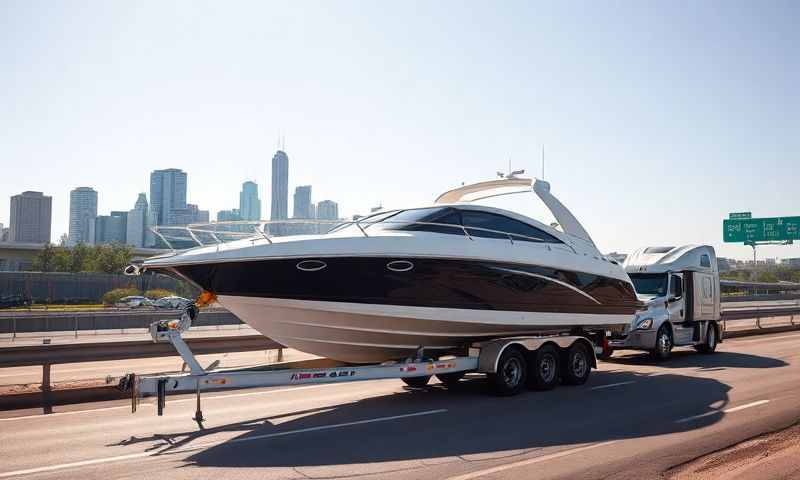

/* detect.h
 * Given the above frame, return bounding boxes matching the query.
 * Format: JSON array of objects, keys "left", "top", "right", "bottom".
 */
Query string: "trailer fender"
[{"left": 476, "top": 336, "right": 595, "bottom": 373}]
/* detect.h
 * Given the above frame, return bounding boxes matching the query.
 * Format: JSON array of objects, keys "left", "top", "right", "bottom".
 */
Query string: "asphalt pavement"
[{"left": 0, "top": 331, "right": 799, "bottom": 479}]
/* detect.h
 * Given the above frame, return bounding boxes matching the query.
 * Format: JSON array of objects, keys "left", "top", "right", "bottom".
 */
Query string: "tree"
[
  {"left": 756, "top": 271, "right": 778, "bottom": 283},
  {"left": 91, "top": 243, "right": 134, "bottom": 274},
  {"left": 32, "top": 242, "right": 57, "bottom": 272}
]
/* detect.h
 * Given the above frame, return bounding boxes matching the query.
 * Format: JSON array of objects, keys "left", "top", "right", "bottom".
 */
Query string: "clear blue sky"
[{"left": 1, "top": 1, "right": 797, "bottom": 260}]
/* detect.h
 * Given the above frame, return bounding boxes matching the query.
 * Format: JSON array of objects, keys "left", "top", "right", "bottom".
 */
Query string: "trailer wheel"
[
  {"left": 527, "top": 344, "right": 560, "bottom": 391},
  {"left": 695, "top": 323, "right": 718, "bottom": 354},
  {"left": 402, "top": 375, "right": 431, "bottom": 388},
  {"left": 436, "top": 371, "right": 465, "bottom": 387},
  {"left": 488, "top": 347, "right": 527, "bottom": 396},
  {"left": 650, "top": 324, "right": 673, "bottom": 361},
  {"left": 562, "top": 342, "right": 591, "bottom": 385}
]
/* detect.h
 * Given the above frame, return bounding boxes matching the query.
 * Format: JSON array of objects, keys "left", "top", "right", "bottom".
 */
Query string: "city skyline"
[{"left": 0, "top": 2, "right": 797, "bottom": 261}]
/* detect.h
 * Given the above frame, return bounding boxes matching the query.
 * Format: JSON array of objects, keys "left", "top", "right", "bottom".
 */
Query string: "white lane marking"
[
  {"left": 0, "top": 409, "right": 447, "bottom": 478},
  {"left": 589, "top": 381, "right": 635, "bottom": 390},
  {"left": 0, "top": 383, "right": 345, "bottom": 423},
  {"left": 445, "top": 440, "right": 618, "bottom": 480},
  {"left": 674, "top": 399, "right": 770, "bottom": 424}
]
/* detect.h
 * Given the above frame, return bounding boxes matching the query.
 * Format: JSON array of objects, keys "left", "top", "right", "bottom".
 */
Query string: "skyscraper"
[
  {"left": 293, "top": 185, "right": 312, "bottom": 219},
  {"left": 126, "top": 193, "right": 150, "bottom": 247},
  {"left": 94, "top": 211, "right": 127, "bottom": 244},
  {"left": 68, "top": 187, "right": 97, "bottom": 246},
  {"left": 239, "top": 181, "right": 261, "bottom": 221},
  {"left": 217, "top": 209, "right": 241, "bottom": 222},
  {"left": 167, "top": 204, "right": 209, "bottom": 225},
  {"left": 316, "top": 200, "right": 339, "bottom": 220},
  {"left": 270, "top": 150, "right": 289, "bottom": 220},
  {"left": 9, "top": 191, "right": 52, "bottom": 243},
  {"left": 150, "top": 168, "right": 187, "bottom": 225}
]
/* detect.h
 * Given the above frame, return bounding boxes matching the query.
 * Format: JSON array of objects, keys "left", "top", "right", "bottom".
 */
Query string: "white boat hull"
[{"left": 219, "top": 295, "right": 631, "bottom": 363}]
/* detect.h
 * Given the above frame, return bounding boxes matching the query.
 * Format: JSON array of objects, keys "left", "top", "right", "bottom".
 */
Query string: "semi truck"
[{"left": 606, "top": 244, "right": 721, "bottom": 360}]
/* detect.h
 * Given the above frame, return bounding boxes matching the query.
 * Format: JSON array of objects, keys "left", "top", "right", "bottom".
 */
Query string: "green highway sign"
[
  {"left": 723, "top": 216, "right": 800, "bottom": 243},
  {"left": 729, "top": 212, "right": 751, "bottom": 219}
]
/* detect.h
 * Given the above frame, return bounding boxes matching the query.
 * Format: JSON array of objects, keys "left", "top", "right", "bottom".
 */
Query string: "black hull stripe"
[{"left": 173, "top": 257, "right": 641, "bottom": 316}]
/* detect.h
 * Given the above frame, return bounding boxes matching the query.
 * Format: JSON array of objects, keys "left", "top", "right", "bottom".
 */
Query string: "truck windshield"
[{"left": 629, "top": 273, "right": 668, "bottom": 296}]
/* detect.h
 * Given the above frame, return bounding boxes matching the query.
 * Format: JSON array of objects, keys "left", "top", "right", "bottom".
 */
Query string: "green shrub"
[
  {"left": 102, "top": 287, "right": 142, "bottom": 305},
  {"left": 144, "top": 289, "right": 175, "bottom": 299}
]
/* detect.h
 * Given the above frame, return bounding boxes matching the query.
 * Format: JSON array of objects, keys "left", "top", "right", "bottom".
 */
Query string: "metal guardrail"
[
  {"left": 0, "top": 305, "right": 797, "bottom": 410},
  {"left": 0, "top": 335, "right": 281, "bottom": 369},
  {"left": 721, "top": 306, "right": 800, "bottom": 321}
]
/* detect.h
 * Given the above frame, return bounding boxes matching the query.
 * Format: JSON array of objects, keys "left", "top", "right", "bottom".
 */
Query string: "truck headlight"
[{"left": 636, "top": 318, "right": 653, "bottom": 330}]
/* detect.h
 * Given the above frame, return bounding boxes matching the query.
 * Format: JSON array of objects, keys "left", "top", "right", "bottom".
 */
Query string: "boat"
[{"left": 133, "top": 175, "right": 640, "bottom": 363}]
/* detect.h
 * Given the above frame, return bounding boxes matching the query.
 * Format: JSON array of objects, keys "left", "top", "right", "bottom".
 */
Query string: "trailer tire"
[
  {"left": 488, "top": 347, "right": 527, "bottom": 396},
  {"left": 562, "top": 342, "right": 591, "bottom": 385},
  {"left": 436, "top": 371, "right": 465, "bottom": 387},
  {"left": 402, "top": 375, "right": 431, "bottom": 388},
  {"left": 695, "top": 323, "right": 718, "bottom": 354},
  {"left": 650, "top": 324, "right": 673, "bottom": 361},
  {"left": 527, "top": 344, "right": 560, "bottom": 391}
]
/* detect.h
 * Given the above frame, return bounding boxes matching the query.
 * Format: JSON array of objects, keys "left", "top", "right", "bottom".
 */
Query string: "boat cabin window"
[
  {"left": 367, "top": 207, "right": 464, "bottom": 235},
  {"left": 629, "top": 273, "right": 668, "bottom": 297},
  {"left": 460, "top": 210, "right": 562, "bottom": 243}
]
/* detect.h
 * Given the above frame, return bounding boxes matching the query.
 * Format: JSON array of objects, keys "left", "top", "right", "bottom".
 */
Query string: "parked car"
[
  {"left": 153, "top": 296, "right": 192, "bottom": 309},
  {"left": 116, "top": 296, "right": 153, "bottom": 308},
  {"left": 0, "top": 294, "right": 31, "bottom": 309}
]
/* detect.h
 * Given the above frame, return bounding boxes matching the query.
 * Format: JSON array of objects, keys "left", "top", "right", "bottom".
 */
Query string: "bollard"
[
  {"left": 42, "top": 363, "right": 52, "bottom": 414},
  {"left": 277, "top": 347, "right": 284, "bottom": 362},
  {"left": 12, "top": 317, "right": 16, "bottom": 341},
  {"left": 74, "top": 315, "right": 78, "bottom": 338}
]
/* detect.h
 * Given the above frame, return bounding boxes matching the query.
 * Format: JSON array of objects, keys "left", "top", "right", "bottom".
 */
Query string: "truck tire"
[
  {"left": 488, "top": 347, "right": 527, "bottom": 396},
  {"left": 402, "top": 375, "right": 431, "bottom": 388},
  {"left": 562, "top": 342, "right": 592, "bottom": 385},
  {"left": 650, "top": 324, "right": 673, "bottom": 361},
  {"left": 527, "top": 344, "right": 560, "bottom": 391},
  {"left": 436, "top": 371, "right": 465, "bottom": 387},
  {"left": 695, "top": 323, "right": 718, "bottom": 354}
]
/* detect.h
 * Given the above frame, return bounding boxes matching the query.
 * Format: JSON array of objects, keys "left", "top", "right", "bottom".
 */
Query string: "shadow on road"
[
  {"left": 604, "top": 350, "right": 788, "bottom": 370},
  {"left": 111, "top": 365, "right": 751, "bottom": 469}
]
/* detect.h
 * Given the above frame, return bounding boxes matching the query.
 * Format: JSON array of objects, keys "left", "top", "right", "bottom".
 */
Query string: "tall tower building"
[
  {"left": 316, "top": 200, "right": 339, "bottom": 220},
  {"left": 68, "top": 187, "right": 98, "bottom": 246},
  {"left": 293, "top": 185, "right": 312, "bottom": 219},
  {"left": 126, "top": 193, "right": 150, "bottom": 247},
  {"left": 270, "top": 150, "right": 289, "bottom": 220},
  {"left": 149, "top": 168, "right": 187, "bottom": 225},
  {"left": 239, "top": 181, "right": 261, "bottom": 221},
  {"left": 9, "top": 191, "right": 52, "bottom": 243}
]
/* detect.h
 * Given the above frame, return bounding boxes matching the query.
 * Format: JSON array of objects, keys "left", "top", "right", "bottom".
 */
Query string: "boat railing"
[{"left": 150, "top": 217, "right": 564, "bottom": 252}]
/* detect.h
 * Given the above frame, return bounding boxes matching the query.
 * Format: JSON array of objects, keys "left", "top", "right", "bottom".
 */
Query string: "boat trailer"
[{"left": 120, "top": 305, "right": 601, "bottom": 428}]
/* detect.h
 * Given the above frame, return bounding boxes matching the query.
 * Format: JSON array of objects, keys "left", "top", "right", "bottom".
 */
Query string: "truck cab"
[{"left": 607, "top": 245, "right": 721, "bottom": 360}]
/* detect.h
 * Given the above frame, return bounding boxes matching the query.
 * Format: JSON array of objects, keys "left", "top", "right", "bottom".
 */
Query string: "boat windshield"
[
  {"left": 362, "top": 207, "right": 462, "bottom": 234},
  {"left": 629, "top": 273, "right": 668, "bottom": 297}
]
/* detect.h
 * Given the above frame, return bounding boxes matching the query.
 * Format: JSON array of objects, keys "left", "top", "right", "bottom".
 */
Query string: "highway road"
[{"left": 1, "top": 331, "right": 799, "bottom": 479}]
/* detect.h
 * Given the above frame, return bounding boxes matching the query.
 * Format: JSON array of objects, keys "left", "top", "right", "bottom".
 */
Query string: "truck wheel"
[
  {"left": 562, "top": 342, "right": 591, "bottom": 385},
  {"left": 488, "top": 347, "right": 527, "bottom": 396},
  {"left": 436, "top": 371, "right": 465, "bottom": 387},
  {"left": 527, "top": 344, "right": 560, "bottom": 391},
  {"left": 695, "top": 324, "right": 718, "bottom": 354},
  {"left": 650, "top": 325, "right": 673, "bottom": 361},
  {"left": 402, "top": 375, "right": 431, "bottom": 388}
]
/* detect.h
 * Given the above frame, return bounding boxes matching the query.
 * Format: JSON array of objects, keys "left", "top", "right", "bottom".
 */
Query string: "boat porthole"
[
  {"left": 387, "top": 260, "right": 414, "bottom": 272},
  {"left": 296, "top": 260, "right": 327, "bottom": 272}
]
